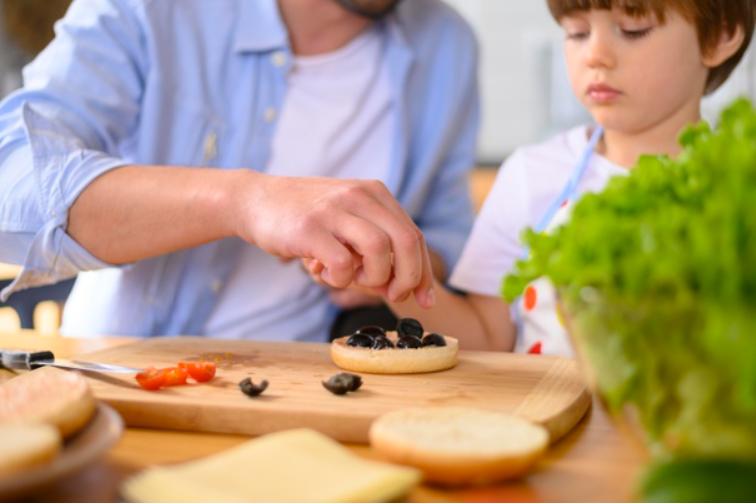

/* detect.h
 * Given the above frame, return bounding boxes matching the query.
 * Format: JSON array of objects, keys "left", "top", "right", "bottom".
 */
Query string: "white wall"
[{"left": 446, "top": 0, "right": 756, "bottom": 162}]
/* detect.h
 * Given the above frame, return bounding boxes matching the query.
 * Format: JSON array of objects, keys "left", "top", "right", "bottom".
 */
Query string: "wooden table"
[{"left": 0, "top": 333, "right": 648, "bottom": 503}]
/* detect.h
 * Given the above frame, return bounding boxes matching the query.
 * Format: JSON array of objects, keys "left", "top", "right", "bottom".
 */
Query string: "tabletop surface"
[{"left": 0, "top": 333, "right": 648, "bottom": 503}]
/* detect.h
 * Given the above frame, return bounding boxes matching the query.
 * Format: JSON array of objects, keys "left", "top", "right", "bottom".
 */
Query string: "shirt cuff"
[{"left": 0, "top": 217, "right": 124, "bottom": 301}]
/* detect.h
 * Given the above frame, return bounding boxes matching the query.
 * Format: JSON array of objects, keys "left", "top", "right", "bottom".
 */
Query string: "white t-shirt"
[
  {"left": 204, "top": 25, "right": 394, "bottom": 341},
  {"left": 449, "top": 126, "right": 627, "bottom": 298}
]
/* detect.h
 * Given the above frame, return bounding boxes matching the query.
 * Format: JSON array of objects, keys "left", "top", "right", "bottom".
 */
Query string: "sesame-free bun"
[
  {"left": 0, "top": 424, "right": 61, "bottom": 477},
  {"left": 369, "top": 407, "right": 549, "bottom": 486},
  {"left": 330, "top": 332, "right": 458, "bottom": 374},
  {"left": 0, "top": 366, "right": 96, "bottom": 439}
]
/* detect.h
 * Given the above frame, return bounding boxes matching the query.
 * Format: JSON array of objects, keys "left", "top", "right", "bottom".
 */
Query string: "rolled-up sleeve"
[{"left": 0, "top": 0, "right": 146, "bottom": 300}]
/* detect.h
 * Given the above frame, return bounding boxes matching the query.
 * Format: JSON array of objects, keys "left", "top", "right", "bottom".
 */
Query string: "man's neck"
[
  {"left": 278, "top": 0, "right": 372, "bottom": 56},
  {"left": 598, "top": 102, "right": 702, "bottom": 169}
]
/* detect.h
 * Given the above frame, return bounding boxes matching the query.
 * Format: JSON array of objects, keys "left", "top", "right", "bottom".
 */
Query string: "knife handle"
[{"left": 0, "top": 349, "right": 55, "bottom": 371}]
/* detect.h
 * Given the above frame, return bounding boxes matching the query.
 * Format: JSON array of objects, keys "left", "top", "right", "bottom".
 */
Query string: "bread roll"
[
  {"left": 0, "top": 424, "right": 61, "bottom": 477},
  {"left": 0, "top": 366, "right": 96, "bottom": 438},
  {"left": 330, "top": 332, "right": 458, "bottom": 374},
  {"left": 370, "top": 407, "right": 549, "bottom": 486}
]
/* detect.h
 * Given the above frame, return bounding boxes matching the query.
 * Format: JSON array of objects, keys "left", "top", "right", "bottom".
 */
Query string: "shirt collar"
[
  {"left": 233, "top": 0, "right": 289, "bottom": 53},
  {"left": 233, "top": 0, "right": 410, "bottom": 55}
]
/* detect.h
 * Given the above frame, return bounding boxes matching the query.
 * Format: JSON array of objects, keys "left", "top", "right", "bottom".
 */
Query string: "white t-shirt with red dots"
[{"left": 449, "top": 125, "right": 626, "bottom": 356}]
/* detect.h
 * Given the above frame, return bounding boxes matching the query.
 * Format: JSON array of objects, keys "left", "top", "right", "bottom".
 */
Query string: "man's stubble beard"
[{"left": 330, "top": 0, "right": 403, "bottom": 20}]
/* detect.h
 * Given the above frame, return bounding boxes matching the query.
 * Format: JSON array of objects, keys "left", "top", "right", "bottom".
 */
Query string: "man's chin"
[{"left": 331, "top": 0, "right": 402, "bottom": 20}]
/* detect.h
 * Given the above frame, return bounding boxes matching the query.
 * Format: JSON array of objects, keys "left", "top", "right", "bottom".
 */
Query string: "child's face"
[{"left": 561, "top": 8, "right": 708, "bottom": 134}]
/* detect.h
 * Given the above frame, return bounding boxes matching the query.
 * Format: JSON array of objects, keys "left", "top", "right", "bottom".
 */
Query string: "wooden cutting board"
[{"left": 80, "top": 337, "right": 591, "bottom": 444}]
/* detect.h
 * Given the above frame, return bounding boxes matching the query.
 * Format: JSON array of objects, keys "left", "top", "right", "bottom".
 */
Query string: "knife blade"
[{"left": 0, "top": 349, "right": 142, "bottom": 374}]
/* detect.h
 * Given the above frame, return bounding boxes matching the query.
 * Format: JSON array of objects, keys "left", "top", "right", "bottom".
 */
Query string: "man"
[{"left": 0, "top": 0, "right": 479, "bottom": 341}]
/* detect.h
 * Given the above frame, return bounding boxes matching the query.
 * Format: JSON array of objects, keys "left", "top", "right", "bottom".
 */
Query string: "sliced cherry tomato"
[
  {"left": 178, "top": 361, "right": 217, "bottom": 382},
  {"left": 135, "top": 367, "right": 167, "bottom": 390},
  {"left": 162, "top": 366, "right": 190, "bottom": 386}
]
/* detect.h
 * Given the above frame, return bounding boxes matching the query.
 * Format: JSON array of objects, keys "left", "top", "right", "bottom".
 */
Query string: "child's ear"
[{"left": 702, "top": 24, "right": 746, "bottom": 68}]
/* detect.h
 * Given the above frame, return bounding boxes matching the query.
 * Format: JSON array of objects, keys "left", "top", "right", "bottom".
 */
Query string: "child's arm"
[
  {"left": 303, "top": 258, "right": 515, "bottom": 351},
  {"left": 384, "top": 280, "right": 516, "bottom": 352}
]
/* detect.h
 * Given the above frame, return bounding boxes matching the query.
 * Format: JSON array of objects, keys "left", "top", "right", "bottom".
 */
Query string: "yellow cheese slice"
[{"left": 122, "top": 429, "right": 421, "bottom": 503}]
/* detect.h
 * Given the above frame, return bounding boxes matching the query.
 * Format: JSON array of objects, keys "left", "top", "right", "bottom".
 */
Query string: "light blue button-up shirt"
[{"left": 0, "top": 0, "right": 479, "bottom": 338}]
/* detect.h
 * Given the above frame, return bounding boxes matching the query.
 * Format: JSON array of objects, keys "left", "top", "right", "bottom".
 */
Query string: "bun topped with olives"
[{"left": 330, "top": 319, "right": 458, "bottom": 374}]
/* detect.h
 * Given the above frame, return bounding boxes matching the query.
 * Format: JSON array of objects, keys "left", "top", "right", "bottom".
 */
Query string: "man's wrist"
[{"left": 224, "top": 169, "right": 266, "bottom": 243}]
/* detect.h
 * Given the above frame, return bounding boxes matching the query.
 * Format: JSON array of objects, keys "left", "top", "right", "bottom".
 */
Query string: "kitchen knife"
[{"left": 0, "top": 348, "right": 142, "bottom": 374}]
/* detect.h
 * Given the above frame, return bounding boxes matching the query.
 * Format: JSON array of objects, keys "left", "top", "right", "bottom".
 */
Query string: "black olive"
[
  {"left": 397, "top": 336, "right": 422, "bottom": 349},
  {"left": 322, "top": 373, "right": 362, "bottom": 395},
  {"left": 239, "top": 378, "right": 268, "bottom": 397},
  {"left": 339, "top": 372, "right": 363, "bottom": 391},
  {"left": 397, "top": 318, "right": 424, "bottom": 339},
  {"left": 356, "top": 325, "right": 387, "bottom": 338},
  {"left": 372, "top": 337, "right": 395, "bottom": 350},
  {"left": 421, "top": 333, "right": 447, "bottom": 347},
  {"left": 346, "top": 333, "right": 374, "bottom": 348}
]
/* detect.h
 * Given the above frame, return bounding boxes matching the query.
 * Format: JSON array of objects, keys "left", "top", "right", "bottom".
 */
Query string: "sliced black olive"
[
  {"left": 346, "top": 333, "right": 374, "bottom": 348},
  {"left": 372, "top": 336, "right": 395, "bottom": 350},
  {"left": 339, "top": 372, "right": 363, "bottom": 391},
  {"left": 397, "top": 318, "right": 424, "bottom": 339},
  {"left": 397, "top": 336, "right": 422, "bottom": 349},
  {"left": 322, "top": 373, "right": 362, "bottom": 395},
  {"left": 356, "top": 325, "right": 387, "bottom": 338},
  {"left": 239, "top": 378, "right": 268, "bottom": 397},
  {"left": 421, "top": 333, "right": 447, "bottom": 347}
]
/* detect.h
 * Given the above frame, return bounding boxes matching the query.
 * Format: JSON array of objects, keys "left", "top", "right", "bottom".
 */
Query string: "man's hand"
[
  {"left": 235, "top": 172, "right": 435, "bottom": 308},
  {"left": 302, "top": 247, "right": 448, "bottom": 311},
  {"left": 68, "top": 167, "right": 435, "bottom": 308},
  {"left": 67, "top": 166, "right": 434, "bottom": 306}
]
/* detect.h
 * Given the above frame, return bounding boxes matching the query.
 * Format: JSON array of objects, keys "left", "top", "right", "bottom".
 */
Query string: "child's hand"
[{"left": 327, "top": 288, "right": 383, "bottom": 309}]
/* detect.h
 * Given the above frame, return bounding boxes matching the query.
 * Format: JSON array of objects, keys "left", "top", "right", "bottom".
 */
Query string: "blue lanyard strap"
[{"left": 534, "top": 126, "right": 604, "bottom": 233}]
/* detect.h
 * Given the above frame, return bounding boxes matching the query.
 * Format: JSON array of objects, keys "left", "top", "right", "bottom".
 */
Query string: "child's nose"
[{"left": 585, "top": 33, "right": 617, "bottom": 70}]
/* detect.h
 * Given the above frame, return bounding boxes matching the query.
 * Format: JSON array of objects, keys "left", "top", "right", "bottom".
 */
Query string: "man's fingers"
[
  {"left": 301, "top": 258, "right": 328, "bottom": 286},
  {"left": 412, "top": 244, "right": 436, "bottom": 308},
  {"left": 384, "top": 226, "right": 427, "bottom": 303},
  {"left": 310, "top": 235, "right": 358, "bottom": 289},
  {"left": 342, "top": 191, "right": 429, "bottom": 303},
  {"left": 334, "top": 215, "right": 392, "bottom": 288},
  {"left": 249, "top": 176, "right": 433, "bottom": 304}
]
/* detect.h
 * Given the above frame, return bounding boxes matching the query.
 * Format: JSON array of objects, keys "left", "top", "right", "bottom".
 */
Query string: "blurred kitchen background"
[
  {"left": 444, "top": 0, "right": 756, "bottom": 162},
  {"left": 1, "top": 0, "right": 755, "bottom": 333},
  {"left": 2, "top": 0, "right": 755, "bottom": 163}
]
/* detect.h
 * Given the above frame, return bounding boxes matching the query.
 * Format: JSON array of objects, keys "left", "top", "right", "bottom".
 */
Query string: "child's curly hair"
[
  {"left": 547, "top": 0, "right": 756, "bottom": 94},
  {"left": 2, "top": 0, "right": 72, "bottom": 56}
]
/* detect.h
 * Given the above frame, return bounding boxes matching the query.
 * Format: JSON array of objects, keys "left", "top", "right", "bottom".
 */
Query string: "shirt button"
[
  {"left": 271, "top": 51, "right": 287, "bottom": 67},
  {"left": 264, "top": 107, "right": 277, "bottom": 123},
  {"left": 211, "top": 280, "right": 223, "bottom": 293}
]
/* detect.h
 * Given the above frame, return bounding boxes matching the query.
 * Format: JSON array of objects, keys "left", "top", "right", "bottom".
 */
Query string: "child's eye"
[
  {"left": 565, "top": 31, "right": 589, "bottom": 41},
  {"left": 620, "top": 27, "right": 652, "bottom": 39}
]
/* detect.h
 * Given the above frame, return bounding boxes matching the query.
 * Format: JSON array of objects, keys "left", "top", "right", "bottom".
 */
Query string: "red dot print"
[
  {"left": 560, "top": 200, "right": 570, "bottom": 208},
  {"left": 524, "top": 286, "right": 537, "bottom": 311},
  {"left": 528, "top": 342, "right": 543, "bottom": 354}
]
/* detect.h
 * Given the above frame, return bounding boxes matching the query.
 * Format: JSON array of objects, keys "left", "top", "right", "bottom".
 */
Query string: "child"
[{"left": 308, "top": 0, "right": 755, "bottom": 355}]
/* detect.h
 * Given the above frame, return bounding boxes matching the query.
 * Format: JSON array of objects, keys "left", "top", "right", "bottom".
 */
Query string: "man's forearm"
[
  {"left": 67, "top": 166, "right": 436, "bottom": 307},
  {"left": 67, "top": 165, "right": 248, "bottom": 264}
]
